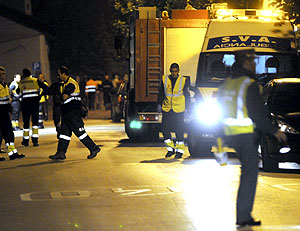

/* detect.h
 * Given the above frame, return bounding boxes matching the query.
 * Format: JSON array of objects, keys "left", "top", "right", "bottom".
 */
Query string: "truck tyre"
[
  {"left": 187, "top": 136, "right": 213, "bottom": 157},
  {"left": 125, "top": 117, "right": 140, "bottom": 141},
  {"left": 260, "top": 137, "right": 279, "bottom": 172},
  {"left": 111, "top": 104, "right": 121, "bottom": 122},
  {"left": 187, "top": 134, "right": 213, "bottom": 157},
  {"left": 125, "top": 119, "right": 159, "bottom": 142}
]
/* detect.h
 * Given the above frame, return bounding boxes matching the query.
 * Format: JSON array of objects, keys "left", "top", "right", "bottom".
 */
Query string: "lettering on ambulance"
[{"left": 207, "top": 35, "right": 291, "bottom": 51}]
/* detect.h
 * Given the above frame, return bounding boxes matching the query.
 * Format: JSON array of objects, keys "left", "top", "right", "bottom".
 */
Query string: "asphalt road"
[{"left": 1, "top": 119, "right": 300, "bottom": 231}]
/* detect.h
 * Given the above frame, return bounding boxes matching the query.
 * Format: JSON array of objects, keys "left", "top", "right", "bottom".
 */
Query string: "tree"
[{"left": 272, "top": 0, "right": 300, "bottom": 24}]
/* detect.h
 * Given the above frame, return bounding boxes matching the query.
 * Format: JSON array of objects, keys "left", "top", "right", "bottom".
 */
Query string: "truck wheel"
[
  {"left": 147, "top": 125, "right": 160, "bottom": 142},
  {"left": 260, "top": 137, "right": 279, "bottom": 172},
  {"left": 125, "top": 117, "right": 145, "bottom": 141},
  {"left": 187, "top": 137, "right": 213, "bottom": 157},
  {"left": 111, "top": 105, "right": 121, "bottom": 122}
]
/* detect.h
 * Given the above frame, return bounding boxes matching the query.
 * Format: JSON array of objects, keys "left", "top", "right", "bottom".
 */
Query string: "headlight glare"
[{"left": 196, "top": 101, "right": 222, "bottom": 125}]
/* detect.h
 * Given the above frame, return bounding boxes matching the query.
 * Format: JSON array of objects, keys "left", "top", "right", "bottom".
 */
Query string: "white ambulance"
[{"left": 188, "top": 6, "right": 300, "bottom": 157}]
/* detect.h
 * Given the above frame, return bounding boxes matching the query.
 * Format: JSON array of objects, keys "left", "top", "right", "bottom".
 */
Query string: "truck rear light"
[{"left": 138, "top": 113, "right": 162, "bottom": 123}]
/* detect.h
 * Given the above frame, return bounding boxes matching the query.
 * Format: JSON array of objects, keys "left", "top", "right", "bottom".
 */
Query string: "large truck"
[
  {"left": 125, "top": 6, "right": 210, "bottom": 141},
  {"left": 125, "top": 5, "right": 300, "bottom": 157}
]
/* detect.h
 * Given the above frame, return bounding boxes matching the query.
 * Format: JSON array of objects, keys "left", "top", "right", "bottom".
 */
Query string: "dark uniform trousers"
[
  {"left": 0, "top": 113, "right": 15, "bottom": 145},
  {"left": 11, "top": 100, "right": 21, "bottom": 122},
  {"left": 162, "top": 110, "right": 184, "bottom": 141},
  {"left": 21, "top": 97, "right": 39, "bottom": 144},
  {"left": 224, "top": 133, "right": 259, "bottom": 224},
  {"left": 88, "top": 92, "right": 96, "bottom": 110},
  {"left": 58, "top": 108, "right": 97, "bottom": 153},
  {"left": 53, "top": 103, "right": 61, "bottom": 134}
]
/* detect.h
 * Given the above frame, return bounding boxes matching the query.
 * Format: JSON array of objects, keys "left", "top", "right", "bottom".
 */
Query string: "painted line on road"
[
  {"left": 259, "top": 179, "right": 300, "bottom": 192},
  {"left": 19, "top": 186, "right": 183, "bottom": 201},
  {"left": 272, "top": 183, "right": 300, "bottom": 192},
  {"left": 20, "top": 190, "right": 91, "bottom": 201}
]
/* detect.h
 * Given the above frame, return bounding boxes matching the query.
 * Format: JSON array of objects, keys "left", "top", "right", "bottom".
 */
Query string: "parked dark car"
[
  {"left": 111, "top": 82, "right": 127, "bottom": 122},
  {"left": 260, "top": 78, "right": 300, "bottom": 172}
]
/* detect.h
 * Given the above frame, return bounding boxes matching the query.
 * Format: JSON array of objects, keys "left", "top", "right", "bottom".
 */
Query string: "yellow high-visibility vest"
[
  {"left": 0, "top": 83, "right": 10, "bottom": 105},
  {"left": 162, "top": 75, "right": 186, "bottom": 113},
  {"left": 217, "top": 76, "right": 260, "bottom": 135},
  {"left": 61, "top": 77, "right": 81, "bottom": 104},
  {"left": 19, "top": 77, "right": 40, "bottom": 99}
]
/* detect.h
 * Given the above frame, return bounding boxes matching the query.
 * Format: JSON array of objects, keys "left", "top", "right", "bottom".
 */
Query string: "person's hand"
[
  {"left": 157, "top": 104, "right": 162, "bottom": 113},
  {"left": 274, "top": 130, "right": 288, "bottom": 143}
]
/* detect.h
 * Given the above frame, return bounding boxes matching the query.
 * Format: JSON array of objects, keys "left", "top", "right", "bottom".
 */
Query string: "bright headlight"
[
  {"left": 277, "top": 119, "right": 299, "bottom": 134},
  {"left": 196, "top": 101, "right": 222, "bottom": 125}
]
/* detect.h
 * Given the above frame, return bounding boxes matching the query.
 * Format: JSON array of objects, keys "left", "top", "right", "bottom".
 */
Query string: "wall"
[{"left": 0, "top": 34, "right": 50, "bottom": 84}]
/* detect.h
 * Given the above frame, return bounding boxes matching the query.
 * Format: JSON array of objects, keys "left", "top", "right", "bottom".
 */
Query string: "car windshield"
[
  {"left": 269, "top": 83, "right": 300, "bottom": 114},
  {"left": 196, "top": 52, "right": 299, "bottom": 86}
]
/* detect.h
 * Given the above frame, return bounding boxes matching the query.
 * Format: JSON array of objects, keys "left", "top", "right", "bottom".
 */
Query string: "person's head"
[
  {"left": 58, "top": 66, "right": 69, "bottom": 81},
  {"left": 39, "top": 73, "right": 45, "bottom": 82},
  {"left": 0, "top": 66, "right": 6, "bottom": 82},
  {"left": 234, "top": 49, "right": 256, "bottom": 74},
  {"left": 169, "top": 63, "right": 180, "bottom": 78},
  {"left": 123, "top": 74, "right": 129, "bottom": 83},
  {"left": 14, "top": 74, "right": 21, "bottom": 82},
  {"left": 22, "top": 68, "right": 31, "bottom": 79},
  {"left": 114, "top": 75, "right": 119, "bottom": 80},
  {"left": 105, "top": 75, "right": 110, "bottom": 80}
]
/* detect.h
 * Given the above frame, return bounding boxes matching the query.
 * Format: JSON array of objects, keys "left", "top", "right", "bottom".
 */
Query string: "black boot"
[
  {"left": 87, "top": 147, "right": 101, "bottom": 159},
  {"left": 165, "top": 151, "right": 175, "bottom": 158},
  {"left": 175, "top": 152, "right": 183, "bottom": 159},
  {"left": 9, "top": 153, "right": 25, "bottom": 160},
  {"left": 32, "top": 137, "right": 39, "bottom": 147},
  {"left": 21, "top": 140, "right": 29, "bottom": 146},
  {"left": 49, "top": 152, "right": 66, "bottom": 160},
  {"left": 237, "top": 218, "right": 261, "bottom": 227}
]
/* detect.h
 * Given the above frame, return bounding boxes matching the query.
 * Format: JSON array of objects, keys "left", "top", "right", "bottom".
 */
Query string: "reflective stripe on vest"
[
  {"left": 218, "top": 76, "right": 255, "bottom": 135},
  {"left": 0, "top": 84, "right": 9, "bottom": 104},
  {"left": 85, "top": 85, "right": 96, "bottom": 93},
  {"left": 61, "top": 77, "right": 81, "bottom": 104},
  {"left": 162, "top": 75, "right": 186, "bottom": 113},
  {"left": 20, "top": 77, "right": 40, "bottom": 99}
]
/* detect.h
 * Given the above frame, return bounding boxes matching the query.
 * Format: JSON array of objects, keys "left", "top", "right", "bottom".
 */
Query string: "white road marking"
[
  {"left": 20, "top": 186, "right": 182, "bottom": 201},
  {"left": 111, "top": 188, "right": 151, "bottom": 196}
]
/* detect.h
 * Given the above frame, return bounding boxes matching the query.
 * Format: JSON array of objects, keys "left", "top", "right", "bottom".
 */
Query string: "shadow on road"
[
  {"left": 140, "top": 158, "right": 179, "bottom": 163},
  {"left": 0, "top": 159, "right": 86, "bottom": 171},
  {"left": 117, "top": 139, "right": 165, "bottom": 147}
]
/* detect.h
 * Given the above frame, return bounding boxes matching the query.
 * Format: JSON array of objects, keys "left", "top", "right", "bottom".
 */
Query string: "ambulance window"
[{"left": 222, "top": 54, "right": 235, "bottom": 67}]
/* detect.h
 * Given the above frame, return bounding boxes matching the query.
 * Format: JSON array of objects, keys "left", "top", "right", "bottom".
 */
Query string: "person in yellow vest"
[
  {"left": 49, "top": 66, "right": 101, "bottom": 160},
  {"left": 157, "top": 63, "right": 190, "bottom": 159},
  {"left": 18, "top": 68, "right": 49, "bottom": 147},
  {"left": 38, "top": 73, "right": 49, "bottom": 129},
  {"left": 85, "top": 77, "right": 98, "bottom": 110},
  {"left": 217, "top": 49, "right": 287, "bottom": 227},
  {"left": 0, "top": 66, "right": 25, "bottom": 161}
]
